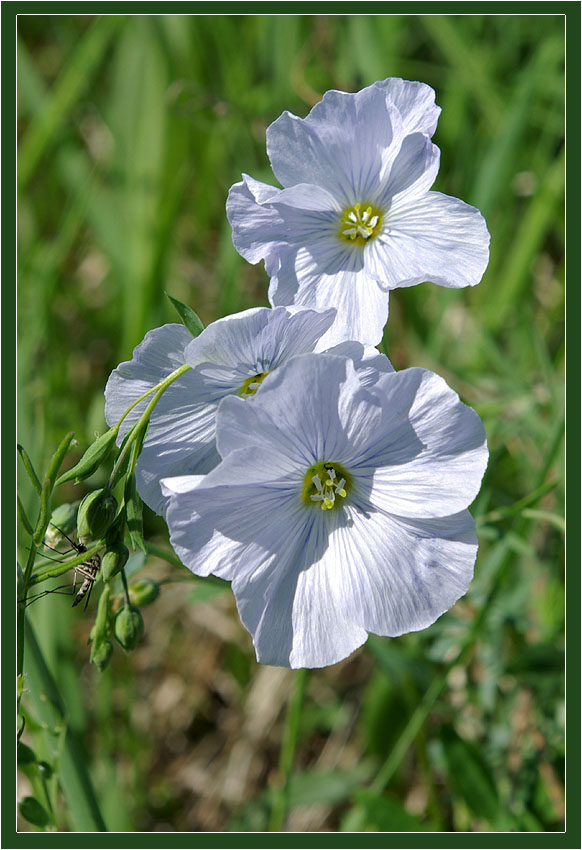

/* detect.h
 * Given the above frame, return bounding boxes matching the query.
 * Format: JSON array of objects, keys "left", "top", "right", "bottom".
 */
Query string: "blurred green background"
[{"left": 17, "top": 14, "right": 564, "bottom": 833}]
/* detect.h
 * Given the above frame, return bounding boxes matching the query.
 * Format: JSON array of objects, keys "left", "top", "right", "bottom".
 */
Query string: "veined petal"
[
  {"left": 162, "top": 447, "right": 304, "bottom": 581},
  {"left": 374, "top": 77, "right": 441, "bottom": 137},
  {"left": 226, "top": 175, "right": 286, "bottom": 264},
  {"left": 104, "top": 324, "right": 222, "bottom": 514},
  {"left": 377, "top": 133, "right": 440, "bottom": 207},
  {"left": 233, "top": 508, "right": 368, "bottom": 668},
  {"left": 215, "top": 354, "right": 383, "bottom": 468},
  {"left": 266, "top": 85, "right": 403, "bottom": 204},
  {"left": 322, "top": 341, "right": 395, "bottom": 384},
  {"left": 184, "top": 305, "right": 336, "bottom": 375},
  {"left": 366, "top": 191, "right": 490, "bottom": 289},
  {"left": 356, "top": 368, "right": 488, "bottom": 518},
  {"left": 268, "top": 244, "right": 390, "bottom": 347},
  {"left": 331, "top": 506, "right": 477, "bottom": 635}
]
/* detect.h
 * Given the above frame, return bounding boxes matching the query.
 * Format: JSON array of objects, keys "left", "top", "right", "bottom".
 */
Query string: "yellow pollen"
[
  {"left": 338, "top": 202, "right": 383, "bottom": 245},
  {"left": 301, "top": 461, "right": 352, "bottom": 511},
  {"left": 239, "top": 372, "right": 269, "bottom": 397}
]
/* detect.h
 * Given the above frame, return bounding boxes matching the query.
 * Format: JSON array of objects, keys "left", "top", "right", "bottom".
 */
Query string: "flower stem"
[
  {"left": 108, "top": 363, "right": 191, "bottom": 490},
  {"left": 268, "top": 667, "right": 308, "bottom": 832}
]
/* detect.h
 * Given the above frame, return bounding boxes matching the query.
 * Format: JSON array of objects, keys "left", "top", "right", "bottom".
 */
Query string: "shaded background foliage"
[{"left": 17, "top": 14, "right": 564, "bottom": 832}]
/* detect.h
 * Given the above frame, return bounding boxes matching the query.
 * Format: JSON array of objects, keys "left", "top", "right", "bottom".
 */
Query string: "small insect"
[{"left": 22, "top": 524, "right": 101, "bottom": 611}]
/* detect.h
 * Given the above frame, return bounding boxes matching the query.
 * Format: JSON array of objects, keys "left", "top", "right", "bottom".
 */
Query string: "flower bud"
[
  {"left": 90, "top": 638, "right": 113, "bottom": 672},
  {"left": 128, "top": 578, "right": 160, "bottom": 607},
  {"left": 56, "top": 427, "right": 118, "bottom": 485},
  {"left": 44, "top": 502, "right": 78, "bottom": 548},
  {"left": 101, "top": 543, "right": 130, "bottom": 583},
  {"left": 114, "top": 605, "right": 144, "bottom": 652},
  {"left": 77, "top": 488, "right": 117, "bottom": 543}
]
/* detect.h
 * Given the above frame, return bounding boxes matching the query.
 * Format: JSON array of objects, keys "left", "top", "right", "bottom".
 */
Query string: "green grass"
[{"left": 17, "top": 14, "right": 564, "bottom": 833}]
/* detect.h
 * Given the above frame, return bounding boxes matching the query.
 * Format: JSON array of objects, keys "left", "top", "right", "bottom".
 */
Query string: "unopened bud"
[
  {"left": 90, "top": 638, "right": 113, "bottom": 672},
  {"left": 101, "top": 543, "right": 130, "bottom": 582},
  {"left": 45, "top": 502, "right": 78, "bottom": 548},
  {"left": 128, "top": 579, "right": 160, "bottom": 607},
  {"left": 114, "top": 605, "right": 144, "bottom": 652},
  {"left": 56, "top": 428, "right": 118, "bottom": 485},
  {"left": 77, "top": 489, "right": 117, "bottom": 543}
]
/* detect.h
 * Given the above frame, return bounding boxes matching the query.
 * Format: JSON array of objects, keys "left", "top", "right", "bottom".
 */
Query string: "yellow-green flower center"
[
  {"left": 239, "top": 372, "right": 269, "bottom": 397},
  {"left": 301, "top": 461, "right": 352, "bottom": 511},
  {"left": 338, "top": 202, "right": 383, "bottom": 245}
]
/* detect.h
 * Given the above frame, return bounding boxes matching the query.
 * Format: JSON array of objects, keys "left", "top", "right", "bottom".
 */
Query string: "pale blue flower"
[
  {"left": 161, "top": 353, "right": 488, "bottom": 669},
  {"left": 104, "top": 307, "right": 391, "bottom": 515},
  {"left": 227, "top": 77, "right": 490, "bottom": 347}
]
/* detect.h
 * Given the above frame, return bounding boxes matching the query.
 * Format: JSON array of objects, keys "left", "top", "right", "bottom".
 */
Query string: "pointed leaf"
[{"left": 166, "top": 292, "right": 204, "bottom": 337}]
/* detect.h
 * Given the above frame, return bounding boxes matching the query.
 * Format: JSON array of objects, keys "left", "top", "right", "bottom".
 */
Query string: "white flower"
[
  {"left": 161, "top": 353, "right": 488, "bottom": 669},
  {"left": 104, "top": 306, "right": 392, "bottom": 515},
  {"left": 227, "top": 77, "right": 490, "bottom": 347}
]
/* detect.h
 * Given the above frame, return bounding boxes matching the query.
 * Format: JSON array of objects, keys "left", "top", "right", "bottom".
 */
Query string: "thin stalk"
[
  {"left": 23, "top": 621, "right": 108, "bottom": 831},
  {"left": 108, "top": 363, "right": 191, "bottom": 489},
  {"left": 120, "top": 567, "right": 132, "bottom": 607},
  {"left": 28, "top": 544, "right": 102, "bottom": 586},
  {"left": 268, "top": 667, "right": 308, "bottom": 832}
]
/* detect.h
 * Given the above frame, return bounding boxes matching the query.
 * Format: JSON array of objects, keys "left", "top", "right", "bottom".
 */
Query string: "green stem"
[
  {"left": 120, "top": 567, "right": 131, "bottom": 607},
  {"left": 268, "top": 667, "right": 308, "bottom": 832},
  {"left": 109, "top": 363, "right": 191, "bottom": 489},
  {"left": 28, "top": 544, "right": 102, "bottom": 586},
  {"left": 23, "top": 620, "right": 108, "bottom": 831}
]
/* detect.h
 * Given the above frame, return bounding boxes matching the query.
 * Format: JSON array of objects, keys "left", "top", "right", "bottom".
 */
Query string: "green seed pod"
[
  {"left": 114, "top": 605, "right": 144, "bottom": 652},
  {"left": 56, "top": 427, "right": 118, "bottom": 485},
  {"left": 90, "top": 638, "right": 113, "bottom": 672},
  {"left": 77, "top": 488, "right": 117, "bottom": 543},
  {"left": 101, "top": 543, "right": 130, "bottom": 583},
  {"left": 128, "top": 578, "right": 160, "bottom": 607}
]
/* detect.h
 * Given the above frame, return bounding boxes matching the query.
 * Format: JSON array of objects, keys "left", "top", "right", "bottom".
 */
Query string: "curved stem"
[
  {"left": 108, "top": 363, "right": 191, "bottom": 490},
  {"left": 268, "top": 667, "right": 308, "bottom": 832}
]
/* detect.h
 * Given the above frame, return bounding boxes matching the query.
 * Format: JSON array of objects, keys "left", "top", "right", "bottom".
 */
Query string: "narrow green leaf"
[
  {"left": 17, "top": 496, "right": 34, "bottom": 536},
  {"left": 17, "top": 444, "right": 42, "bottom": 494},
  {"left": 166, "top": 292, "right": 205, "bottom": 337},
  {"left": 33, "top": 432, "right": 76, "bottom": 546},
  {"left": 18, "top": 16, "right": 125, "bottom": 187}
]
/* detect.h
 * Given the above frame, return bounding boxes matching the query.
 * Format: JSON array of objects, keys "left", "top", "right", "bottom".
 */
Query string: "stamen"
[
  {"left": 301, "top": 461, "right": 352, "bottom": 511},
  {"left": 339, "top": 201, "right": 383, "bottom": 246},
  {"left": 239, "top": 372, "right": 269, "bottom": 398}
]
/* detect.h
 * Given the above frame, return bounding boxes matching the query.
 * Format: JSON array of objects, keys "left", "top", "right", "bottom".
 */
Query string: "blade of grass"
[
  {"left": 23, "top": 621, "right": 108, "bottom": 831},
  {"left": 18, "top": 16, "right": 125, "bottom": 187}
]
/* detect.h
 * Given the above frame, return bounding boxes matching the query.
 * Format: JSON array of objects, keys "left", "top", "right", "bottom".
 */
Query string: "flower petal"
[
  {"left": 226, "top": 175, "right": 285, "bottom": 264},
  {"left": 162, "top": 447, "right": 304, "bottom": 581},
  {"left": 330, "top": 506, "right": 477, "bottom": 635},
  {"left": 215, "top": 354, "right": 383, "bottom": 468},
  {"left": 377, "top": 133, "right": 440, "bottom": 207},
  {"left": 374, "top": 77, "right": 441, "bottom": 137},
  {"left": 104, "top": 324, "right": 221, "bottom": 514},
  {"left": 266, "top": 85, "right": 402, "bottom": 204},
  {"left": 354, "top": 368, "right": 488, "bottom": 518},
  {"left": 268, "top": 245, "right": 390, "bottom": 347},
  {"left": 184, "top": 305, "right": 337, "bottom": 375},
  {"left": 233, "top": 508, "right": 369, "bottom": 668},
  {"left": 366, "top": 191, "right": 490, "bottom": 289}
]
